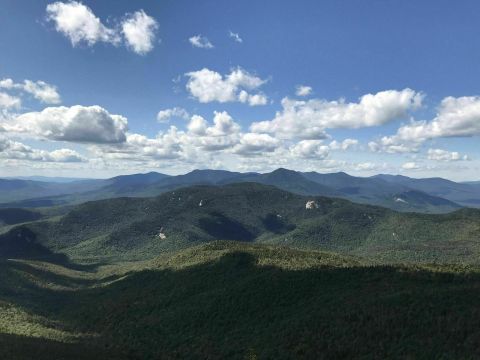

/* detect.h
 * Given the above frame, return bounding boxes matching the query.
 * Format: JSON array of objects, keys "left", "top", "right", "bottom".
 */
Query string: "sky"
[{"left": 1, "top": 0, "right": 480, "bottom": 180}]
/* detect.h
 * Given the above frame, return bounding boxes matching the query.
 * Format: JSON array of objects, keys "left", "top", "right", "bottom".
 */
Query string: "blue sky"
[{"left": 0, "top": 0, "right": 479, "bottom": 180}]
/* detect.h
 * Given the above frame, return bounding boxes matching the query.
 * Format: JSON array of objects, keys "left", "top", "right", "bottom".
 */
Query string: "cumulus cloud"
[
  {"left": 368, "top": 138, "right": 420, "bottom": 154},
  {"left": 427, "top": 148, "right": 469, "bottom": 162},
  {"left": 187, "top": 111, "right": 242, "bottom": 150},
  {"left": 96, "top": 110, "right": 362, "bottom": 166},
  {"left": 0, "top": 92, "right": 21, "bottom": 109},
  {"left": 329, "top": 138, "right": 358, "bottom": 151},
  {"left": 290, "top": 140, "right": 330, "bottom": 159},
  {"left": 0, "top": 137, "right": 85, "bottom": 162},
  {"left": 122, "top": 10, "right": 158, "bottom": 55},
  {"left": 46, "top": 1, "right": 119, "bottom": 46},
  {"left": 8, "top": 105, "right": 128, "bottom": 143},
  {"left": 228, "top": 31, "right": 243, "bottom": 43},
  {"left": 0, "top": 78, "right": 61, "bottom": 105},
  {"left": 189, "top": 35, "right": 214, "bottom": 49},
  {"left": 295, "top": 85, "right": 312, "bottom": 97},
  {"left": 372, "top": 96, "right": 480, "bottom": 154},
  {"left": 251, "top": 89, "right": 423, "bottom": 140},
  {"left": 391, "top": 96, "right": 480, "bottom": 142},
  {"left": 352, "top": 162, "right": 386, "bottom": 171},
  {"left": 233, "top": 133, "right": 279, "bottom": 156},
  {"left": 157, "top": 107, "right": 190, "bottom": 123},
  {"left": 46, "top": 2, "right": 158, "bottom": 55},
  {"left": 125, "top": 130, "right": 183, "bottom": 160},
  {"left": 23, "top": 80, "right": 61, "bottom": 104},
  {"left": 0, "top": 79, "right": 14, "bottom": 89},
  {"left": 401, "top": 162, "right": 420, "bottom": 170},
  {"left": 92, "top": 129, "right": 183, "bottom": 163},
  {"left": 238, "top": 90, "right": 268, "bottom": 106},
  {"left": 204, "top": 111, "right": 241, "bottom": 137},
  {"left": 187, "top": 115, "right": 208, "bottom": 135},
  {"left": 185, "top": 67, "right": 268, "bottom": 106},
  {"left": 95, "top": 111, "right": 245, "bottom": 164}
]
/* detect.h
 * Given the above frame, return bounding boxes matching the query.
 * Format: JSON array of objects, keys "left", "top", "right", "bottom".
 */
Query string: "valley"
[{"left": 1, "top": 173, "right": 480, "bottom": 359}]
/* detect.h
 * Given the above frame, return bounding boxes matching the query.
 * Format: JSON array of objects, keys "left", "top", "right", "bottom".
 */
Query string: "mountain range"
[
  {"left": 2, "top": 168, "right": 479, "bottom": 213},
  {"left": 1, "top": 177, "right": 480, "bottom": 359},
  {"left": 2, "top": 182, "right": 479, "bottom": 264}
]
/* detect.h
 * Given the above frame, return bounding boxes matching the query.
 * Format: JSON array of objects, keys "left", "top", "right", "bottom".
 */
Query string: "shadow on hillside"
[
  {"left": 198, "top": 211, "right": 256, "bottom": 241},
  {"left": 0, "top": 333, "right": 126, "bottom": 360},
  {"left": 0, "top": 225, "right": 106, "bottom": 272},
  {"left": 1, "top": 250, "right": 480, "bottom": 359}
]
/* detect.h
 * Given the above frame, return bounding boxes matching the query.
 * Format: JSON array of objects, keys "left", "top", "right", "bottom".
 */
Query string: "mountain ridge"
[
  {"left": 2, "top": 168, "right": 474, "bottom": 213},
  {"left": 1, "top": 182, "right": 479, "bottom": 264}
]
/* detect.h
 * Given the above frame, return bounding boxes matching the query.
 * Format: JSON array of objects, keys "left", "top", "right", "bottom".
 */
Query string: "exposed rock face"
[
  {"left": 157, "top": 227, "right": 166, "bottom": 239},
  {"left": 305, "top": 200, "right": 318, "bottom": 209},
  {"left": 199, "top": 199, "right": 204, "bottom": 207}
]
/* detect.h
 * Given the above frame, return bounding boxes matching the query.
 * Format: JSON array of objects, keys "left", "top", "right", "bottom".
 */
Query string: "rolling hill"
[
  {"left": 0, "top": 241, "right": 479, "bottom": 359},
  {"left": 1, "top": 183, "right": 479, "bottom": 264},
  {"left": 1, "top": 183, "right": 480, "bottom": 359}
]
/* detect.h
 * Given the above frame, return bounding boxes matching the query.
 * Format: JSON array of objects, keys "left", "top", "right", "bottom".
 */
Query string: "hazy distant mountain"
[
  {"left": 300, "top": 171, "right": 462, "bottom": 213},
  {"left": 373, "top": 174, "right": 480, "bottom": 207},
  {"left": 222, "top": 168, "right": 340, "bottom": 197},
  {"left": 101, "top": 172, "right": 171, "bottom": 194},
  {"left": 0, "top": 169, "right": 477, "bottom": 213},
  {"left": 386, "top": 190, "right": 462, "bottom": 213},
  {"left": 6, "top": 176, "right": 94, "bottom": 183},
  {"left": 0, "top": 178, "right": 106, "bottom": 204}
]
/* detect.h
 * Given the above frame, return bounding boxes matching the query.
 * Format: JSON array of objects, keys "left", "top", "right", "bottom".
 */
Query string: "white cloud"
[
  {"left": 0, "top": 78, "right": 61, "bottom": 105},
  {"left": 228, "top": 31, "right": 243, "bottom": 43},
  {"left": 0, "top": 137, "right": 85, "bottom": 162},
  {"left": 157, "top": 107, "right": 190, "bottom": 123},
  {"left": 189, "top": 35, "right": 214, "bottom": 49},
  {"left": 48, "top": 148, "right": 86, "bottom": 162},
  {"left": 238, "top": 90, "right": 268, "bottom": 106},
  {"left": 187, "top": 115, "right": 208, "bottom": 135},
  {"left": 23, "top": 80, "right": 61, "bottom": 104},
  {"left": 329, "top": 138, "right": 358, "bottom": 151},
  {"left": 368, "top": 138, "right": 420, "bottom": 154},
  {"left": 0, "top": 92, "right": 21, "bottom": 109},
  {"left": 205, "top": 111, "right": 241, "bottom": 137},
  {"left": 389, "top": 96, "right": 480, "bottom": 144},
  {"left": 46, "top": 1, "right": 119, "bottom": 46},
  {"left": 0, "top": 79, "right": 15, "bottom": 89},
  {"left": 185, "top": 67, "right": 268, "bottom": 106},
  {"left": 295, "top": 85, "right": 312, "bottom": 97},
  {"left": 186, "top": 111, "right": 242, "bottom": 151},
  {"left": 401, "top": 162, "right": 420, "bottom": 170},
  {"left": 251, "top": 89, "right": 423, "bottom": 139},
  {"left": 372, "top": 96, "right": 480, "bottom": 155},
  {"left": 122, "top": 10, "right": 158, "bottom": 55},
  {"left": 93, "top": 128, "right": 183, "bottom": 162},
  {"left": 290, "top": 140, "right": 330, "bottom": 159},
  {"left": 96, "top": 111, "right": 244, "bottom": 163},
  {"left": 353, "top": 162, "right": 386, "bottom": 171},
  {"left": 46, "top": 2, "right": 158, "bottom": 55},
  {"left": 126, "top": 130, "right": 182, "bottom": 160},
  {"left": 233, "top": 133, "right": 279, "bottom": 156},
  {"left": 427, "top": 148, "right": 469, "bottom": 162},
  {"left": 8, "top": 105, "right": 128, "bottom": 144}
]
